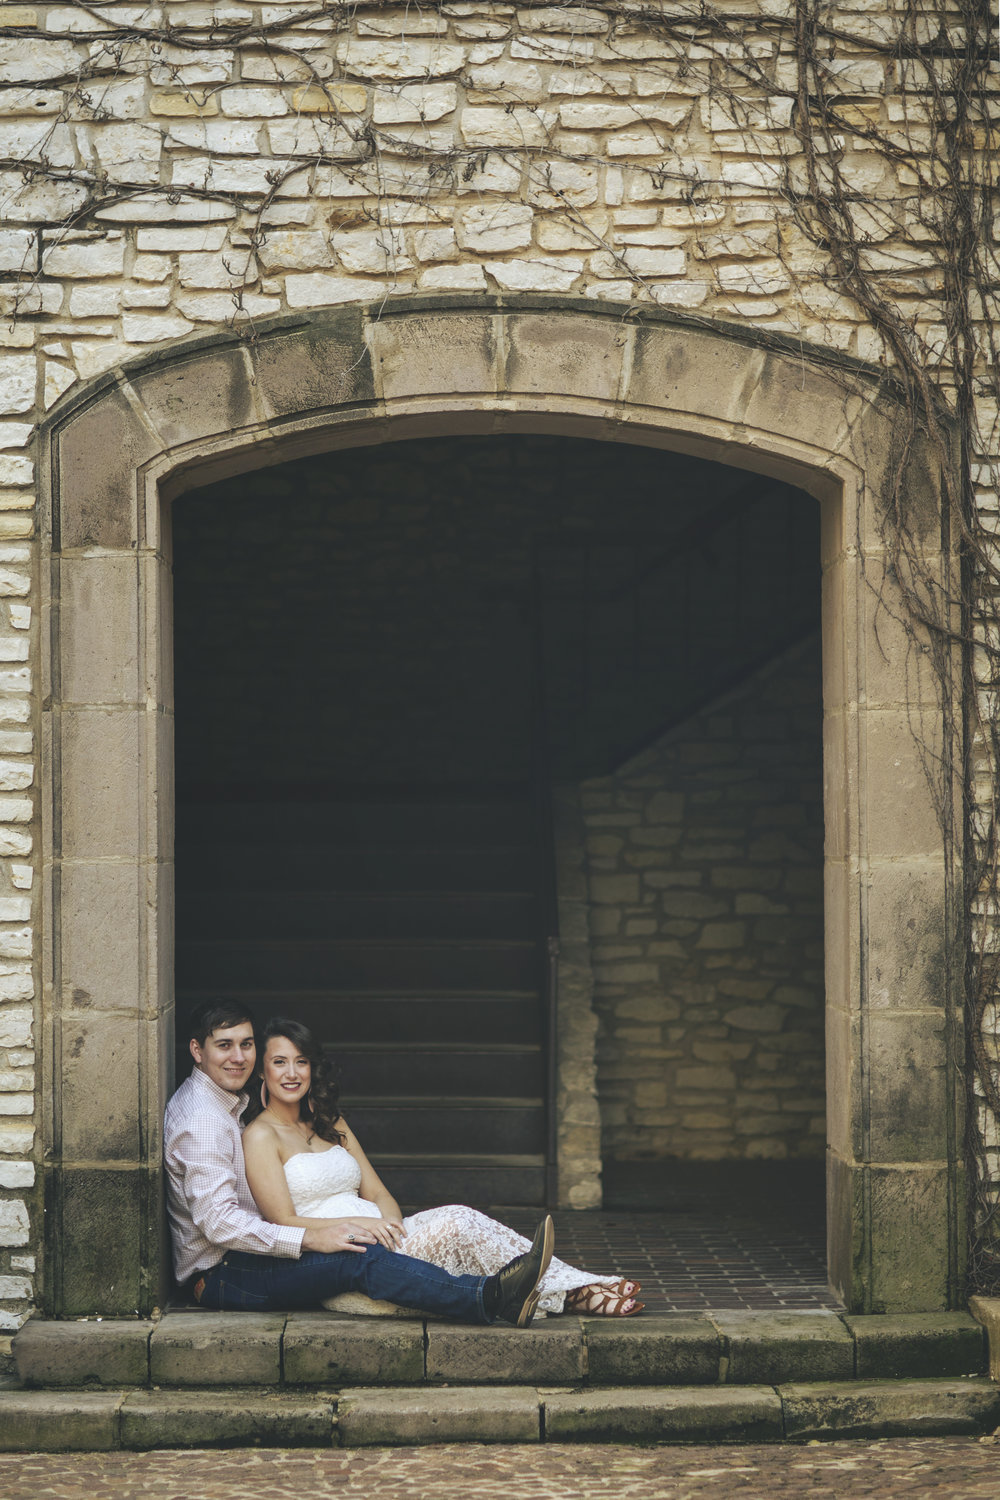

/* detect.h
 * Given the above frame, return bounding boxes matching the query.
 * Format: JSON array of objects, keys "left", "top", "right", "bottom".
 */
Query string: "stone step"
[
  {"left": 176, "top": 797, "right": 537, "bottom": 846},
  {"left": 363, "top": 1155, "right": 548, "bottom": 1205},
  {"left": 11, "top": 1310, "right": 987, "bottom": 1393},
  {"left": 180, "top": 845, "right": 535, "bottom": 892},
  {"left": 1, "top": 1378, "right": 997, "bottom": 1452},
  {"left": 177, "top": 891, "right": 539, "bottom": 941},
  {"left": 338, "top": 1043, "right": 545, "bottom": 1097},
  {"left": 176, "top": 937, "right": 541, "bottom": 991},
  {"left": 346, "top": 1099, "right": 546, "bottom": 1155},
  {"left": 176, "top": 991, "right": 544, "bottom": 1045}
]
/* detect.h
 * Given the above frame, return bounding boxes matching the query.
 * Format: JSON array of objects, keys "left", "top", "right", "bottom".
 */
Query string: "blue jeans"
[{"left": 197, "top": 1244, "right": 490, "bottom": 1321}]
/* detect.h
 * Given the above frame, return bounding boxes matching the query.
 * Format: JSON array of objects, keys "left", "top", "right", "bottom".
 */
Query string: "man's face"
[{"left": 190, "top": 1021, "right": 256, "bottom": 1094}]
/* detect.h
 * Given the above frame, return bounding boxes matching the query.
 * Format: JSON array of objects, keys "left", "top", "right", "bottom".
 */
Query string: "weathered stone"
[
  {"left": 544, "top": 1385, "right": 783, "bottom": 1442},
  {"left": 338, "top": 1385, "right": 540, "bottom": 1446},
  {"left": 14, "top": 1318, "right": 152, "bottom": 1387},
  {"left": 780, "top": 1378, "right": 1000, "bottom": 1439},
  {"left": 712, "top": 1311, "right": 854, "bottom": 1384},
  {"left": 120, "top": 1391, "right": 335, "bottom": 1449},
  {"left": 845, "top": 1313, "right": 986, "bottom": 1378},
  {"left": 584, "top": 1315, "right": 722, "bottom": 1384},
  {"left": 283, "top": 1313, "right": 423, "bottom": 1385},
  {"left": 426, "top": 1323, "right": 583, "bottom": 1384},
  {"left": 150, "top": 1313, "right": 284, "bottom": 1386},
  {"left": 0, "top": 1391, "right": 121, "bottom": 1451},
  {"left": 335, "top": 39, "right": 465, "bottom": 79}
]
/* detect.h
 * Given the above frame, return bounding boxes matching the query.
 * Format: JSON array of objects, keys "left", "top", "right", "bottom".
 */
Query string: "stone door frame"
[{"left": 38, "top": 295, "right": 964, "bottom": 1315}]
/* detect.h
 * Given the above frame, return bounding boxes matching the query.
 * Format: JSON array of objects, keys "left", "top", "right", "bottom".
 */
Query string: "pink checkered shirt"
[{"left": 164, "top": 1067, "right": 305, "bottom": 1284}]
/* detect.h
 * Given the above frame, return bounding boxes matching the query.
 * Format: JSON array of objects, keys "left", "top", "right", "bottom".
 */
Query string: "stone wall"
[
  {"left": 0, "top": 0, "right": 989, "bottom": 1323},
  {"left": 584, "top": 636, "right": 825, "bottom": 1162}
]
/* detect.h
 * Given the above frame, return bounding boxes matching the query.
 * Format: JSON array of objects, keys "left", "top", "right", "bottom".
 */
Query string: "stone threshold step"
[
  {"left": 1, "top": 1379, "right": 998, "bottom": 1451},
  {"left": 11, "top": 1310, "right": 987, "bottom": 1392}
]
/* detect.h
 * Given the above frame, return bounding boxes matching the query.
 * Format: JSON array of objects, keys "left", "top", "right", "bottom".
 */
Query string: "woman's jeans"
[{"left": 197, "top": 1243, "right": 490, "bottom": 1321}]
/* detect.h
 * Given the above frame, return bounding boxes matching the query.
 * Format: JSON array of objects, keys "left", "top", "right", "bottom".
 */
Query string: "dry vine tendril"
[{"left": 2, "top": 0, "right": 998, "bottom": 1286}]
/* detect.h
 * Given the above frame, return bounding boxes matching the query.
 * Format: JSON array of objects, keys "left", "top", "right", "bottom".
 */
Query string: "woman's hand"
[{"left": 343, "top": 1215, "right": 406, "bottom": 1251}]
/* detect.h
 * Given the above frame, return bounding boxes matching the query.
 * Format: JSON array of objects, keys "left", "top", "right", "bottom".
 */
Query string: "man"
[{"left": 164, "top": 1000, "right": 553, "bottom": 1323}]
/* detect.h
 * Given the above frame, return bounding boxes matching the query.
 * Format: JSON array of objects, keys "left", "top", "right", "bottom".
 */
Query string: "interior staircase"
[{"left": 175, "top": 787, "right": 550, "bottom": 1209}]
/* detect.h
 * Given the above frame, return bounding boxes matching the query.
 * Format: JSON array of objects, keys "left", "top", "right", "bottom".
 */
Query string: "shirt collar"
[{"left": 190, "top": 1065, "right": 250, "bottom": 1119}]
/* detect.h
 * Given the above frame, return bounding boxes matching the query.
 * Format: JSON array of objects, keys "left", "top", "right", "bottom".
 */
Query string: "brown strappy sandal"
[{"left": 565, "top": 1279, "right": 645, "bottom": 1316}]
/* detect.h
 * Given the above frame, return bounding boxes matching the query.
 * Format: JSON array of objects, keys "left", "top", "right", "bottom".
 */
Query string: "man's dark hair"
[{"left": 188, "top": 1000, "right": 256, "bottom": 1048}]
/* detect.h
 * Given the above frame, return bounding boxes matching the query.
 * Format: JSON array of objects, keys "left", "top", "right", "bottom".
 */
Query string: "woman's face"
[{"left": 263, "top": 1035, "right": 312, "bottom": 1108}]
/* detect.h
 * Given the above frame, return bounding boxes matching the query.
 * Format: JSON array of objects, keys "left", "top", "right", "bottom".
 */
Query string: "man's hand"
[{"left": 302, "top": 1222, "right": 377, "bottom": 1254}]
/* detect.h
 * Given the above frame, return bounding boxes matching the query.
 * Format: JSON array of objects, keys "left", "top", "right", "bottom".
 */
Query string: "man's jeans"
[{"left": 196, "top": 1243, "right": 490, "bottom": 1321}]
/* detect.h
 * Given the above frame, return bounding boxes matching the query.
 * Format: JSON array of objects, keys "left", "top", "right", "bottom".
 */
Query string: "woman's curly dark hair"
[{"left": 249, "top": 1015, "right": 345, "bottom": 1144}]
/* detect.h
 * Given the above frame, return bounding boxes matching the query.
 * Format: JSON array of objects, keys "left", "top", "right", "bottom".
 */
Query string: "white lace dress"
[{"left": 284, "top": 1143, "right": 616, "bottom": 1316}]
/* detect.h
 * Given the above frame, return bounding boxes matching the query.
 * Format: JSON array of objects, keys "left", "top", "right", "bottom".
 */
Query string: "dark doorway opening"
[{"left": 172, "top": 433, "right": 822, "bottom": 1230}]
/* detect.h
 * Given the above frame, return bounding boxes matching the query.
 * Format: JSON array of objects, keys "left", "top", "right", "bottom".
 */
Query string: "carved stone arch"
[{"left": 39, "top": 295, "right": 964, "bottom": 1315}]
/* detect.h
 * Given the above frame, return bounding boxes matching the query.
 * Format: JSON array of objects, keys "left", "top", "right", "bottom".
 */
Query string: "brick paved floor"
[
  {"left": 504, "top": 1160, "right": 834, "bottom": 1312},
  {"left": 2, "top": 1440, "right": 1000, "bottom": 1499}
]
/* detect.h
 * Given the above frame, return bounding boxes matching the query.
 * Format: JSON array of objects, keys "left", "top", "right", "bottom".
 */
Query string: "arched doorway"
[
  {"left": 39, "top": 299, "right": 964, "bottom": 1316},
  {"left": 170, "top": 434, "right": 823, "bottom": 1215}
]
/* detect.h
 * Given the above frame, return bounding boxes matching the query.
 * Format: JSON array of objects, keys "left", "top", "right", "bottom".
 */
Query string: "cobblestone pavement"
[{"left": 2, "top": 1440, "right": 1000, "bottom": 1499}]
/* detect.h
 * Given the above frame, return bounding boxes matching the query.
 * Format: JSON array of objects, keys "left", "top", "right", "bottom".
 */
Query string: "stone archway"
[{"left": 38, "top": 296, "right": 964, "bottom": 1316}]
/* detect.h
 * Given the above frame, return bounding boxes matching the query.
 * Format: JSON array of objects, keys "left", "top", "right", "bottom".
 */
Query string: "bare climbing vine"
[{"left": 3, "top": 0, "right": 1000, "bottom": 1287}]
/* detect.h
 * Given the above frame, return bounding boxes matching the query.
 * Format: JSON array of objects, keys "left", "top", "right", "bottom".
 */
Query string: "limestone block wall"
[
  {"left": 0, "top": 0, "right": 991, "bottom": 1323},
  {"left": 585, "top": 637, "right": 825, "bottom": 1162}
]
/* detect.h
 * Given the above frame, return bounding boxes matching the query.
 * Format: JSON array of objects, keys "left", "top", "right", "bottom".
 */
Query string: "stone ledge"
[
  {"left": 13, "top": 1319, "right": 152, "bottom": 1388},
  {"left": 543, "top": 1384, "right": 783, "bottom": 1443},
  {"left": 845, "top": 1312, "right": 987, "bottom": 1379},
  {"left": 0, "top": 1390, "right": 123, "bottom": 1451},
  {"left": 119, "top": 1390, "right": 334, "bottom": 1450},
  {"left": 10, "top": 1309, "right": 989, "bottom": 1391},
  {"left": 708, "top": 1310, "right": 855, "bottom": 1385},
  {"left": 778, "top": 1378, "right": 1000, "bottom": 1440},
  {"left": 969, "top": 1296, "right": 1000, "bottom": 1381},
  {"left": 2, "top": 1378, "right": 997, "bottom": 1450},
  {"left": 337, "top": 1384, "right": 541, "bottom": 1446}
]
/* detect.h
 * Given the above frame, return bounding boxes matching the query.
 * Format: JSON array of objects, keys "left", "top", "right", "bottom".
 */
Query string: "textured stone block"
[
  {"left": 845, "top": 1312, "right": 986, "bottom": 1378},
  {"left": 544, "top": 1385, "right": 783, "bottom": 1443},
  {"left": 56, "top": 1168, "right": 144, "bottom": 1317},
  {"left": 426, "top": 1322, "right": 583, "bottom": 1384},
  {"left": 368, "top": 310, "right": 497, "bottom": 403},
  {"left": 57, "top": 707, "right": 141, "bottom": 861},
  {"left": 0, "top": 1391, "right": 122, "bottom": 1451},
  {"left": 868, "top": 1167, "right": 954, "bottom": 1313},
  {"left": 584, "top": 1315, "right": 722, "bottom": 1385},
  {"left": 338, "top": 1385, "right": 540, "bottom": 1446},
  {"left": 711, "top": 1311, "right": 854, "bottom": 1384},
  {"left": 58, "top": 862, "right": 142, "bottom": 1017},
  {"left": 969, "top": 1296, "right": 1000, "bottom": 1381},
  {"left": 504, "top": 311, "right": 627, "bottom": 404},
  {"left": 14, "top": 1318, "right": 151, "bottom": 1387},
  {"left": 56, "top": 387, "right": 157, "bottom": 550},
  {"left": 250, "top": 309, "right": 375, "bottom": 419},
  {"left": 780, "top": 1378, "right": 1000, "bottom": 1439},
  {"left": 867, "top": 1012, "right": 950, "bottom": 1162},
  {"left": 130, "top": 344, "right": 258, "bottom": 450},
  {"left": 283, "top": 1313, "right": 424, "bottom": 1385},
  {"left": 150, "top": 1312, "right": 284, "bottom": 1386},
  {"left": 120, "top": 1390, "right": 334, "bottom": 1449},
  {"left": 58, "top": 1011, "right": 142, "bottom": 1161}
]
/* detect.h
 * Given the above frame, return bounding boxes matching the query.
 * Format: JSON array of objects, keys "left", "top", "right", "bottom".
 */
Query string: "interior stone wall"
[{"left": 584, "top": 636, "right": 826, "bottom": 1162}]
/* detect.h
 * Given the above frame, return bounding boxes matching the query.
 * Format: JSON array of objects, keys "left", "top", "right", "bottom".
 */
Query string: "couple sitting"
[{"left": 164, "top": 1001, "right": 643, "bottom": 1323}]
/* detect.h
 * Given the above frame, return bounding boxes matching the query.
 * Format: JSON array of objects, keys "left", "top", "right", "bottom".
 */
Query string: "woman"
[{"left": 242, "top": 1016, "right": 643, "bottom": 1317}]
